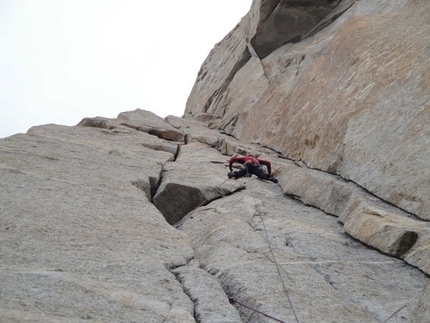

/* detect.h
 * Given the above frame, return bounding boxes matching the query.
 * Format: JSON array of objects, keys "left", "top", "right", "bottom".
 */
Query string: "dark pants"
[{"left": 233, "top": 164, "right": 271, "bottom": 180}]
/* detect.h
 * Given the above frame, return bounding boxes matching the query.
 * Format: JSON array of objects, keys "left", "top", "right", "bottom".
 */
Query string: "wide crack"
[
  {"left": 169, "top": 268, "right": 201, "bottom": 323},
  {"left": 168, "top": 263, "right": 244, "bottom": 323},
  {"left": 203, "top": 48, "right": 252, "bottom": 115}
]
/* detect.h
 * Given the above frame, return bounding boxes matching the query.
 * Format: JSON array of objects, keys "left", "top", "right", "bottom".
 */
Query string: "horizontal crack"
[{"left": 252, "top": 141, "right": 422, "bottom": 221}]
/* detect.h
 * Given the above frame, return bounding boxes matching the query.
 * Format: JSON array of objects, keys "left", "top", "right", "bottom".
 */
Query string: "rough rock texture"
[
  {"left": 185, "top": 0, "right": 430, "bottom": 221},
  {"left": 153, "top": 142, "right": 245, "bottom": 225},
  {"left": 0, "top": 122, "right": 196, "bottom": 323},
  {"left": 2, "top": 0, "right": 430, "bottom": 322},
  {"left": 271, "top": 159, "right": 430, "bottom": 275},
  {"left": 408, "top": 283, "right": 430, "bottom": 323},
  {"left": 1, "top": 109, "right": 429, "bottom": 323},
  {"left": 179, "top": 180, "right": 426, "bottom": 323},
  {"left": 118, "top": 109, "right": 185, "bottom": 142}
]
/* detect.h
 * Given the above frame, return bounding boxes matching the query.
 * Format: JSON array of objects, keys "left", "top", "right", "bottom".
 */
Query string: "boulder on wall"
[
  {"left": 1, "top": 1, "right": 430, "bottom": 323},
  {"left": 152, "top": 141, "right": 246, "bottom": 225},
  {"left": 118, "top": 108, "right": 185, "bottom": 142}
]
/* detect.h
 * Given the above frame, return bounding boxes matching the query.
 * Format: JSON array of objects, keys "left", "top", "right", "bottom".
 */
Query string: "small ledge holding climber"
[{"left": 228, "top": 155, "right": 278, "bottom": 183}]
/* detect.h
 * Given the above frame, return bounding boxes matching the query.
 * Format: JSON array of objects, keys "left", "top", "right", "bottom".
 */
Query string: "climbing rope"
[
  {"left": 174, "top": 161, "right": 424, "bottom": 322},
  {"left": 234, "top": 163, "right": 426, "bottom": 323},
  {"left": 228, "top": 297, "right": 287, "bottom": 323},
  {"left": 258, "top": 206, "right": 300, "bottom": 323},
  {"left": 382, "top": 286, "right": 426, "bottom": 323},
  {"left": 174, "top": 175, "right": 232, "bottom": 229},
  {"left": 220, "top": 166, "right": 300, "bottom": 323},
  {"left": 215, "top": 177, "right": 230, "bottom": 197}
]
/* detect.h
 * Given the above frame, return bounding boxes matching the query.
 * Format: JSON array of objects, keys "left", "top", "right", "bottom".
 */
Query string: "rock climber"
[{"left": 228, "top": 155, "right": 278, "bottom": 183}]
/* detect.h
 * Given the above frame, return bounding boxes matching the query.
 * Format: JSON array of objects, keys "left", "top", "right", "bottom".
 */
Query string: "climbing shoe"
[
  {"left": 269, "top": 177, "right": 278, "bottom": 183},
  {"left": 228, "top": 172, "right": 236, "bottom": 179}
]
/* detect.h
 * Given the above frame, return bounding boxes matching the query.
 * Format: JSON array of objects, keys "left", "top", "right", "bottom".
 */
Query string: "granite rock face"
[
  {"left": 2, "top": 0, "right": 430, "bottom": 322},
  {"left": 408, "top": 283, "right": 430, "bottom": 323},
  {"left": 0, "top": 123, "right": 195, "bottom": 323},
  {"left": 153, "top": 141, "right": 245, "bottom": 225},
  {"left": 185, "top": 0, "right": 430, "bottom": 221},
  {"left": 1, "top": 109, "right": 429, "bottom": 323}
]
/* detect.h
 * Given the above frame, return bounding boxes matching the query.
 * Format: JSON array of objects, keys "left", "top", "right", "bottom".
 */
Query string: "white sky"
[{"left": 0, "top": 0, "right": 251, "bottom": 138}]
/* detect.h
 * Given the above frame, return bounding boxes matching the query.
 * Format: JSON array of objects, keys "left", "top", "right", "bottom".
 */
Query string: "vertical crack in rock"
[
  {"left": 169, "top": 264, "right": 244, "bottom": 323},
  {"left": 257, "top": 0, "right": 282, "bottom": 27},
  {"left": 295, "top": 54, "right": 306, "bottom": 77},
  {"left": 170, "top": 269, "right": 201, "bottom": 323},
  {"left": 149, "top": 175, "right": 159, "bottom": 201},
  {"left": 132, "top": 179, "right": 152, "bottom": 202},
  {"left": 204, "top": 48, "right": 252, "bottom": 114},
  {"left": 151, "top": 162, "right": 166, "bottom": 201},
  {"left": 133, "top": 145, "right": 181, "bottom": 204},
  {"left": 200, "top": 266, "right": 268, "bottom": 323},
  {"left": 305, "top": 0, "right": 356, "bottom": 38},
  {"left": 246, "top": 42, "right": 271, "bottom": 83},
  {"left": 173, "top": 143, "right": 181, "bottom": 161},
  {"left": 153, "top": 142, "right": 249, "bottom": 227},
  {"left": 131, "top": 162, "right": 166, "bottom": 203}
]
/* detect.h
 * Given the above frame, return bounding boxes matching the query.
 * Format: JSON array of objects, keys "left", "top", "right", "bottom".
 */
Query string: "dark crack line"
[
  {"left": 246, "top": 42, "right": 272, "bottom": 84},
  {"left": 297, "top": 159, "right": 424, "bottom": 221},
  {"left": 204, "top": 48, "right": 252, "bottom": 115},
  {"left": 168, "top": 268, "right": 201, "bottom": 323},
  {"left": 284, "top": 193, "right": 338, "bottom": 217},
  {"left": 150, "top": 162, "right": 166, "bottom": 203},
  {"left": 262, "top": 145, "right": 424, "bottom": 221},
  {"left": 200, "top": 262, "right": 284, "bottom": 323},
  {"left": 173, "top": 144, "right": 181, "bottom": 161},
  {"left": 212, "top": 136, "right": 422, "bottom": 221},
  {"left": 258, "top": 0, "right": 282, "bottom": 30}
]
